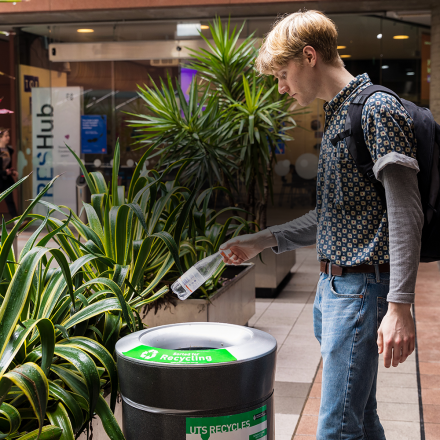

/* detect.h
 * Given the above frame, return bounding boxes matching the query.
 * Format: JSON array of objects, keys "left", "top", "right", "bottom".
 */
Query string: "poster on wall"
[
  {"left": 18, "top": 65, "right": 67, "bottom": 211},
  {"left": 81, "top": 115, "right": 107, "bottom": 154},
  {"left": 32, "top": 87, "right": 82, "bottom": 216}
]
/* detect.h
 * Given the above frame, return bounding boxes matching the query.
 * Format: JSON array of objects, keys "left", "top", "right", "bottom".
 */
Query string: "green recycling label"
[
  {"left": 122, "top": 345, "right": 237, "bottom": 365},
  {"left": 186, "top": 405, "right": 267, "bottom": 439}
]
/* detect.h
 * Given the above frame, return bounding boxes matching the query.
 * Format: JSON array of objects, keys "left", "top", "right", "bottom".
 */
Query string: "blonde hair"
[{"left": 255, "top": 10, "right": 343, "bottom": 74}]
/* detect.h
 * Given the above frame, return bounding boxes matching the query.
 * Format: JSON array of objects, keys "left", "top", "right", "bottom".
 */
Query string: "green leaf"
[
  {"left": 73, "top": 278, "right": 134, "bottom": 332},
  {"left": 48, "top": 380, "right": 83, "bottom": 433},
  {"left": 0, "top": 318, "right": 55, "bottom": 377},
  {"left": 83, "top": 203, "right": 105, "bottom": 244},
  {"left": 47, "top": 402, "right": 75, "bottom": 440},
  {"left": 53, "top": 345, "right": 100, "bottom": 420},
  {"left": 59, "top": 337, "right": 118, "bottom": 413},
  {"left": 112, "top": 140, "right": 121, "bottom": 206},
  {"left": 0, "top": 247, "right": 52, "bottom": 360},
  {"left": 0, "top": 401, "right": 20, "bottom": 439},
  {"left": 95, "top": 394, "right": 126, "bottom": 440},
  {"left": 64, "top": 144, "right": 97, "bottom": 195},
  {"left": 4, "top": 363, "right": 48, "bottom": 437},
  {"left": 61, "top": 299, "right": 122, "bottom": 330},
  {"left": 18, "top": 425, "right": 63, "bottom": 440},
  {"left": 0, "top": 176, "right": 59, "bottom": 282}
]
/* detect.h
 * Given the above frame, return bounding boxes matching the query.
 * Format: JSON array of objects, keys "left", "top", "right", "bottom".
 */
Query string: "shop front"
[{"left": 0, "top": 12, "right": 432, "bottom": 215}]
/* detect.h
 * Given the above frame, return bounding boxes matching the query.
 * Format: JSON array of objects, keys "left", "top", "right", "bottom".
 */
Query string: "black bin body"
[{"left": 115, "top": 322, "right": 277, "bottom": 440}]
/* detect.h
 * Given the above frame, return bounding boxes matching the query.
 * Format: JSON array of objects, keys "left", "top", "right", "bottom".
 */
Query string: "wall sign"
[
  {"left": 81, "top": 115, "right": 107, "bottom": 154},
  {"left": 32, "top": 87, "right": 81, "bottom": 216}
]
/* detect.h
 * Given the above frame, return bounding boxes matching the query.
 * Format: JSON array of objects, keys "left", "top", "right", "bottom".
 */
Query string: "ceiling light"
[
  {"left": 337, "top": 45, "right": 346, "bottom": 49},
  {"left": 382, "top": 65, "right": 389, "bottom": 69},
  {"left": 77, "top": 29, "right": 94, "bottom": 33},
  {"left": 340, "top": 55, "right": 351, "bottom": 58},
  {"left": 393, "top": 35, "right": 409, "bottom": 40},
  {"left": 406, "top": 71, "right": 415, "bottom": 76},
  {"left": 201, "top": 25, "right": 209, "bottom": 30},
  {"left": 377, "top": 33, "right": 383, "bottom": 39}
]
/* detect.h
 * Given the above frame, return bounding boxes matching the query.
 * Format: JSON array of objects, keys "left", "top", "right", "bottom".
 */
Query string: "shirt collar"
[{"left": 323, "top": 73, "right": 371, "bottom": 116}]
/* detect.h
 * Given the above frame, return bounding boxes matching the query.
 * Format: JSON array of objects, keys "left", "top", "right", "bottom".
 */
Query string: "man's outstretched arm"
[{"left": 219, "top": 209, "right": 317, "bottom": 265}]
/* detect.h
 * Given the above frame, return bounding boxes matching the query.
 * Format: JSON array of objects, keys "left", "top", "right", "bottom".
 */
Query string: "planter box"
[
  {"left": 249, "top": 248, "right": 296, "bottom": 298},
  {"left": 142, "top": 263, "right": 255, "bottom": 327}
]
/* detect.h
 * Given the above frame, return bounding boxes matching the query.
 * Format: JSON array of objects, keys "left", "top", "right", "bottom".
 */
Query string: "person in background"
[{"left": 0, "top": 127, "right": 19, "bottom": 219}]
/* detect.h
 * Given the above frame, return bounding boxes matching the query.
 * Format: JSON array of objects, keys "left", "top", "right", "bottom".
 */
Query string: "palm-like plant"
[
  {"left": 130, "top": 76, "right": 240, "bottom": 189},
  {"left": 187, "top": 18, "right": 258, "bottom": 102},
  {"left": 132, "top": 17, "right": 300, "bottom": 228}
]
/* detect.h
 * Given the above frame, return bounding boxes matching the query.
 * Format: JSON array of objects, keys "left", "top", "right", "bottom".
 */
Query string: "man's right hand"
[{"left": 219, "top": 229, "right": 277, "bottom": 265}]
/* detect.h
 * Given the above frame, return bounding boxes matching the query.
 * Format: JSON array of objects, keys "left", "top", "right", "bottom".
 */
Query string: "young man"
[{"left": 220, "top": 10, "right": 423, "bottom": 440}]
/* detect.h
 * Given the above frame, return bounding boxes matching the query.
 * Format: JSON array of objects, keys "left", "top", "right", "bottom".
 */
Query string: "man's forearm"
[
  {"left": 266, "top": 209, "right": 317, "bottom": 254},
  {"left": 379, "top": 163, "right": 423, "bottom": 304}
]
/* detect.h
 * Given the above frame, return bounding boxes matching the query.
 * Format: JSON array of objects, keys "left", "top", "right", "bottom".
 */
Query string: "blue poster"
[{"left": 81, "top": 115, "right": 107, "bottom": 154}]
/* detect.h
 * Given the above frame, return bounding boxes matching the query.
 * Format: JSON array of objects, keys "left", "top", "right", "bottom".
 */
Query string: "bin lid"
[{"left": 115, "top": 322, "right": 277, "bottom": 367}]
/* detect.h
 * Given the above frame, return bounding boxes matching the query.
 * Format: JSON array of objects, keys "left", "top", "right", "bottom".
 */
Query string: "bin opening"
[{"left": 139, "top": 323, "right": 253, "bottom": 350}]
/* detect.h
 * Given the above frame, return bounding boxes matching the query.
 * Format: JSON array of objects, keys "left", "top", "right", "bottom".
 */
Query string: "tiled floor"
[{"left": 415, "top": 262, "right": 440, "bottom": 440}]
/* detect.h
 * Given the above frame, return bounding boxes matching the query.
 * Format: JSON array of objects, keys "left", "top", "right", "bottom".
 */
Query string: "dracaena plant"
[
  {"left": 187, "top": 17, "right": 301, "bottom": 228},
  {"left": 129, "top": 75, "right": 241, "bottom": 191},
  {"left": 131, "top": 17, "right": 301, "bottom": 229}
]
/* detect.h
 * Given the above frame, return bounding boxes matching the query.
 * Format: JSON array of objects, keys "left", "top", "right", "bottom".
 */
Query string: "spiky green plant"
[
  {"left": 0, "top": 176, "right": 126, "bottom": 439},
  {"left": 131, "top": 17, "right": 301, "bottom": 229}
]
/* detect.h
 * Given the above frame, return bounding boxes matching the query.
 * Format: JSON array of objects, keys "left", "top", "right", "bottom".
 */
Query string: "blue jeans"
[{"left": 313, "top": 271, "right": 389, "bottom": 440}]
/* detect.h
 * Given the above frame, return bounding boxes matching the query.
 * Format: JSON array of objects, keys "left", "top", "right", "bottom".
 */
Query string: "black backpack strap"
[{"left": 331, "top": 85, "right": 403, "bottom": 205}]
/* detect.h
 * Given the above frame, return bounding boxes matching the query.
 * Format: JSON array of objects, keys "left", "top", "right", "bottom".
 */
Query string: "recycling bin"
[{"left": 115, "top": 322, "right": 277, "bottom": 439}]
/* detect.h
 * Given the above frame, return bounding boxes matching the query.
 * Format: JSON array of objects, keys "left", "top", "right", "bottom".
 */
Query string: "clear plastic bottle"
[{"left": 171, "top": 249, "right": 232, "bottom": 300}]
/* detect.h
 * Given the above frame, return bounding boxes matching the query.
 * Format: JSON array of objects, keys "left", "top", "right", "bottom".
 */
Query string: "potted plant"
[
  {"left": 142, "top": 186, "right": 256, "bottom": 327},
  {"left": 131, "top": 18, "right": 300, "bottom": 297}
]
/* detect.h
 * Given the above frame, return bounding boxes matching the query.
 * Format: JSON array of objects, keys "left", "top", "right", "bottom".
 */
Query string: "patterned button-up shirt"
[{"left": 316, "top": 73, "right": 417, "bottom": 266}]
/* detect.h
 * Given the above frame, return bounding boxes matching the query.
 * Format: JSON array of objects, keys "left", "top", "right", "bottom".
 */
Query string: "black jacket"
[{"left": 0, "top": 146, "right": 14, "bottom": 181}]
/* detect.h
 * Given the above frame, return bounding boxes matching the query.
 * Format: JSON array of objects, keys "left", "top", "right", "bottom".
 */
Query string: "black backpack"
[{"left": 330, "top": 84, "right": 440, "bottom": 263}]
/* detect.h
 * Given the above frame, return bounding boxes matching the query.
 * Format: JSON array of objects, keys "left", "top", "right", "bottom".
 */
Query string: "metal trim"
[{"left": 121, "top": 395, "right": 202, "bottom": 414}]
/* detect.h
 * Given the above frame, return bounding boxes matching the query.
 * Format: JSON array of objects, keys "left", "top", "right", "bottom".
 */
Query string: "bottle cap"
[{"left": 219, "top": 248, "right": 232, "bottom": 259}]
